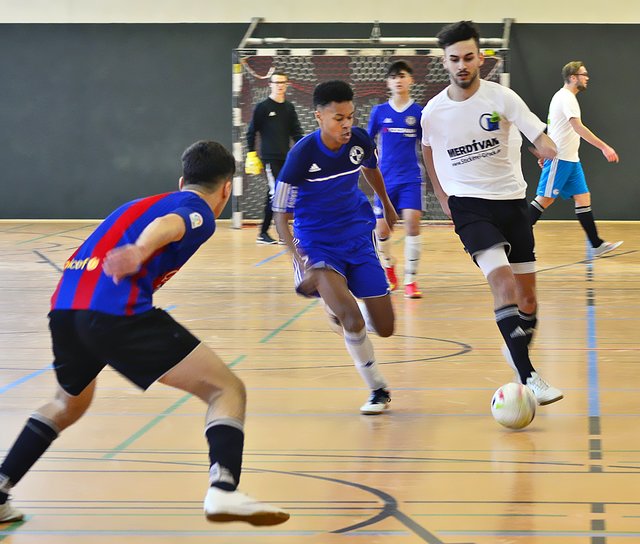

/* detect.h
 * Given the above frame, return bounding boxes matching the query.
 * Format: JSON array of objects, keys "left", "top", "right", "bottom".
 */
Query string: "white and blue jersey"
[
  {"left": 272, "top": 127, "right": 378, "bottom": 243},
  {"left": 368, "top": 100, "right": 423, "bottom": 187},
  {"left": 272, "top": 126, "right": 389, "bottom": 298}
]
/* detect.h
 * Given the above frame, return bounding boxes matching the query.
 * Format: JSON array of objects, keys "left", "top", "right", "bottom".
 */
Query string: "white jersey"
[
  {"left": 547, "top": 87, "right": 581, "bottom": 162},
  {"left": 421, "top": 80, "right": 546, "bottom": 200}
]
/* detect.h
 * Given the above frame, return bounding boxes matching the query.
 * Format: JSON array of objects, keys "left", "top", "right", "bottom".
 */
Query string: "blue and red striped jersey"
[{"left": 51, "top": 191, "right": 215, "bottom": 315}]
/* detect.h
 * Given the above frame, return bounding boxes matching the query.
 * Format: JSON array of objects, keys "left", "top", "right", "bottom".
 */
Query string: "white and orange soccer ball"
[{"left": 491, "top": 383, "right": 537, "bottom": 430}]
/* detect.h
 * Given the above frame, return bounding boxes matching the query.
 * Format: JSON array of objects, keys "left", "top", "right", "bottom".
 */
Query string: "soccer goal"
[{"left": 232, "top": 20, "right": 512, "bottom": 227}]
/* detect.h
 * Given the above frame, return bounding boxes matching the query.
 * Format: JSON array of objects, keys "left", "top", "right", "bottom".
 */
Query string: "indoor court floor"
[{"left": 0, "top": 220, "right": 638, "bottom": 544}]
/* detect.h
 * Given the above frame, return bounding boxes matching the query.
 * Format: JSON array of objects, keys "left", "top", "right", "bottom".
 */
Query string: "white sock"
[
  {"left": 404, "top": 234, "right": 421, "bottom": 285},
  {"left": 376, "top": 235, "right": 394, "bottom": 268},
  {"left": 344, "top": 328, "right": 386, "bottom": 390},
  {"left": 356, "top": 299, "right": 376, "bottom": 334}
]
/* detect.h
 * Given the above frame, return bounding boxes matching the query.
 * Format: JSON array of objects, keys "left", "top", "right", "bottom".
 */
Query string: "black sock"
[
  {"left": 495, "top": 304, "right": 535, "bottom": 383},
  {"left": 205, "top": 422, "right": 244, "bottom": 492},
  {"left": 520, "top": 310, "right": 538, "bottom": 347},
  {"left": 575, "top": 206, "right": 603, "bottom": 248},
  {"left": 529, "top": 200, "right": 545, "bottom": 225},
  {"left": 0, "top": 415, "right": 59, "bottom": 504}
]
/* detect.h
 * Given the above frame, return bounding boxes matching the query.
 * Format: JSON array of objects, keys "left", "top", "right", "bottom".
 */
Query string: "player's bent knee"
[{"left": 340, "top": 313, "right": 366, "bottom": 334}]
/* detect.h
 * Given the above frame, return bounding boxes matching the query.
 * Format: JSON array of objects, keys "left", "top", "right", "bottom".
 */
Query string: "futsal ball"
[{"left": 491, "top": 383, "right": 536, "bottom": 430}]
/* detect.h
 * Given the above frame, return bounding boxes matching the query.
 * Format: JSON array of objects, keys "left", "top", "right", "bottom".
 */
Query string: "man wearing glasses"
[
  {"left": 246, "top": 72, "right": 303, "bottom": 245},
  {"left": 530, "top": 61, "right": 622, "bottom": 257}
]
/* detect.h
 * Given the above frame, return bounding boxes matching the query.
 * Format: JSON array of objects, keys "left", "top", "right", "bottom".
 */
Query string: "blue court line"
[
  {"left": 0, "top": 365, "right": 52, "bottom": 395},
  {"left": 586, "top": 244, "right": 600, "bottom": 418},
  {"left": 259, "top": 300, "right": 319, "bottom": 343},
  {"left": 102, "top": 354, "right": 246, "bottom": 459},
  {"left": 254, "top": 248, "right": 288, "bottom": 267}
]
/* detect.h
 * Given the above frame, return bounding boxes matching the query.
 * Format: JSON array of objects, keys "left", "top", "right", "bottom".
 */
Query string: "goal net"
[{"left": 232, "top": 48, "right": 506, "bottom": 224}]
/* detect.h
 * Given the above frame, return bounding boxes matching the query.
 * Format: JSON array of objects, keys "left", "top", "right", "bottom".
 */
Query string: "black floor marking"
[
  {"left": 236, "top": 334, "right": 472, "bottom": 371},
  {"left": 32, "top": 250, "right": 62, "bottom": 273}
]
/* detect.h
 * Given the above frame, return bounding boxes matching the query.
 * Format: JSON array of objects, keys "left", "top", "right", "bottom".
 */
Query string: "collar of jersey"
[{"left": 315, "top": 130, "right": 347, "bottom": 158}]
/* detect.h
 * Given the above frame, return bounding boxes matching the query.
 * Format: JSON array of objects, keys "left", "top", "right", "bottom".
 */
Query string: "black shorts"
[
  {"left": 49, "top": 309, "right": 201, "bottom": 396},
  {"left": 448, "top": 196, "right": 535, "bottom": 264}
]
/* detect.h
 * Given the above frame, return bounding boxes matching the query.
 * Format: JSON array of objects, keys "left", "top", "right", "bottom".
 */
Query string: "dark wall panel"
[
  {"left": 0, "top": 23, "right": 636, "bottom": 219},
  {"left": 510, "top": 24, "right": 639, "bottom": 220},
  {"left": 0, "top": 24, "right": 245, "bottom": 218}
]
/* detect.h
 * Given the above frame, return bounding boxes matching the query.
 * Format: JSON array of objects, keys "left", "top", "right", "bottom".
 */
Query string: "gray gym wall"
[{"left": 0, "top": 22, "right": 637, "bottom": 219}]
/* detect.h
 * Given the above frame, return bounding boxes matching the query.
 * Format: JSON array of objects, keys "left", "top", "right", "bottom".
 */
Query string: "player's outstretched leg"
[
  {"left": 159, "top": 344, "right": 289, "bottom": 525},
  {"left": 0, "top": 381, "right": 96, "bottom": 522},
  {"left": 315, "top": 270, "right": 392, "bottom": 415}
]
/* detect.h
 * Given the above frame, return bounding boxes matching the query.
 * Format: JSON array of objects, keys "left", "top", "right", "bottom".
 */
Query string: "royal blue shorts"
[
  {"left": 373, "top": 182, "right": 422, "bottom": 218},
  {"left": 293, "top": 231, "right": 389, "bottom": 298}
]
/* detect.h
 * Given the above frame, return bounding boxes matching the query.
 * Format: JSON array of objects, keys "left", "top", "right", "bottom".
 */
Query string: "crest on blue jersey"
[
  {"left": 349, "top": 146, "right": 365, "bottom": 165},
  {"left": 405, "top": 116, "right": 417, "bottom": 126}
]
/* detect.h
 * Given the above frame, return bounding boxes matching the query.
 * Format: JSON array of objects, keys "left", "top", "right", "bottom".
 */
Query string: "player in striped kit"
[{"left": 0, "top": 141, "right": 289, "bottom": 526}]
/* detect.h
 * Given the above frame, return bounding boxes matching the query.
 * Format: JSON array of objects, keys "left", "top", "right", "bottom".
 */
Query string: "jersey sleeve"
[
  {"left": 367, "top": 105, "right": 381, "bottom": 140},
  {"left": 171, "top": 200, "right": 216, "bottom": 248},
  {"left": 561, "top": 92, "right": 581, "bottom": 121},
  {"left": 276, "top": 145, "right": 306, "bottom": 187},
  {"left": 246, "top": 102, "right": 263, "bottom": 152},
  {"left": 412, "top": 104, "right": 423, "bottom": 146},
  {"left": 356, "top": 127, "right": 379, "bottom": 169},
  {"left": 272, "top": 181, "right": 297, "bottom": 213},
  {"left": 502, "top": 87, "right": 547, "bottom": 145}
]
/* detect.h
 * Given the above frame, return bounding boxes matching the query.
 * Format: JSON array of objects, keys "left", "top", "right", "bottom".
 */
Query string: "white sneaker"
[
  {"left": 204, "top": 487, "right": 289, "bottom": 526},
  {"left": 593, "top": 240, "right": 623, "bottom": 258},
  {"left": 0, "top": 500, "right": 24, "bottom": 523},
  {"left": 360, "top": 388, "right": 391, "bottom": 415},
  {"left": 525, "top": 372, "right": 564, "bottom": 405}
]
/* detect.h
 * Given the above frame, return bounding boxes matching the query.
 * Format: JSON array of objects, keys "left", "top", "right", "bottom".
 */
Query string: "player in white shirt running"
[
  {"left": 530, "top": 61, "right": 622, "bottom": 258},
  {"left": 421, "top": 20, "right": 563, "bottom": 405}
]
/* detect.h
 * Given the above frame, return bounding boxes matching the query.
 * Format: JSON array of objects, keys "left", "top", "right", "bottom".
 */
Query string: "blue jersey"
[
  {"left": 51, "top": 191, "right": 215, "bottom": 316},
  {"left": 272, "top": 127, "right": 378, "bottom": 243},
  {"left": 368, "top": 100, "right": 422, "bottom": 187}
]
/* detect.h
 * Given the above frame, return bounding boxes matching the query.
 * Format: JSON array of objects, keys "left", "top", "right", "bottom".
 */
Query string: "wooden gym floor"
[{"left": 0, "top": 220, "right": 639, "bottom": 544}]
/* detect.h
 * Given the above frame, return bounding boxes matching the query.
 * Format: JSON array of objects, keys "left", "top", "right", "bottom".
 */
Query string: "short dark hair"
[
  {"left": 562, "top": 61, "right": 585, "bottom": 83},
  {"left": 181, "top": 141, "right": 235, "bottom": 191},
  {"left": 313, "top": 80, "right": 354, "bottom": 108},
  {"left": 437, "top": 20, "right": 481, "bottom": 50},
  {"left": 386, "top": 60, "right": 413, "bottom": 78},
  {"left": 270, "top": 71, "right": 288, "bottom": 82}
]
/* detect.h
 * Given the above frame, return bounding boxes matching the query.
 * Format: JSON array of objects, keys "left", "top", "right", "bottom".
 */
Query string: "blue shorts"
[
  {"left": 536, "top": 159, "right": 588, "bottom": 199},
  {"left": 373, "top": 183, "right": 422, "bottom": 218},
  {"left": 293, "top": 231, "right": 389, "bottom": 298}
]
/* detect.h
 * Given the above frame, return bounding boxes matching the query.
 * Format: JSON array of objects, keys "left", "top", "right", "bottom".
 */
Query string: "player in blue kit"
[
  {"left": 272, "top": 80, "right": 399, "bottom": 415},
  {"left": 0, "top": 141, "right": 289, "bottom": 527},
  {"left": 368, "top": 60, "right": 424, "bottom": 299}
]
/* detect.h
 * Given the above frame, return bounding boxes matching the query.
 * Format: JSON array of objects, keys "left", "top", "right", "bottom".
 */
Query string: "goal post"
[{"left": 232, "top": 22, "right": 511, "bottom": 227}]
